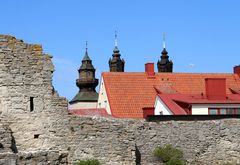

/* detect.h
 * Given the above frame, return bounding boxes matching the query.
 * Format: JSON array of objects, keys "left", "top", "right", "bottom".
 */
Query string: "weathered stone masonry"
[
  {"left": 57, "top": 117, "right": 240, "bottom": 165},
  {"left": 0, "top": 35, "right": 240, "bottom": 165},
  {"left": 0, "top": 35, "right": 69, "bottom": 164}
]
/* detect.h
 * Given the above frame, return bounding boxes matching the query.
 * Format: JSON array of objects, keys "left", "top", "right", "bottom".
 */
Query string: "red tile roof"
[
  {"left": 102, "top": 72, "right": 240, "bottom": 118},
  {"left": 157, "top": 94, "right": 189, "bottom": 115},
  {"left": 69, "top": 108, "right": 110, "bottom": 117},
  {"left": 173, "top": 94, "right": 240, "bottom": 104}
]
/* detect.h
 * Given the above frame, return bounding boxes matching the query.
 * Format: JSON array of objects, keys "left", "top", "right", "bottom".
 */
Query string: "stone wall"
[
  {"left": 0, "top": 121, "right": 16, "bottom": 154},
  {"left": 6, "top": 113, "right": 238, "bottom": 165},
  {"left": 55, "top": 116, "right": 240, "bottom": 165},
  {"left": 0, "top": 151, "right": 68, "bottom": 165},
  {"left": 0, "top": 119, "right": 68, "bottom": 165},
  {"left": 0, "top": 35, "right": 68, "bottom": 151},
  {"left": 0, "top": 35, "right": 240, "bottom": 165}
]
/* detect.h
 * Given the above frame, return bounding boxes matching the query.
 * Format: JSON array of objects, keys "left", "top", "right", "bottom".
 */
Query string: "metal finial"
[
  {"left": 163, "top": 32, "right": 166, "bottom": 48},
  {"left": 114, "top": 30, "right": 118, "bottom": 47},
  {"left": 85, "top": 41, "right": 88, "bottom": 50}
]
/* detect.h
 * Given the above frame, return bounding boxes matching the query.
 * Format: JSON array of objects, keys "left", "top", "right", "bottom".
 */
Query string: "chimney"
[
  {"left": 234, "top": 65, "right": 240, "bottom": 77},
  {"left": 142, "top": 107, "right": 154, "bottom": 119},
  {"left": 145, "top": 63, "right": 155, "bottom": 76},
  {"left": 205, "top": 78, "right": 226, "bottom": 100}
]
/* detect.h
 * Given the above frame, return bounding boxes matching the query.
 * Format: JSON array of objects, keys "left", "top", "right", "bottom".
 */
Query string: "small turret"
[
  {"left": 157, "top": 33, "right": 173, "bottom": 72},
  {"left": 109, "top": 31, "right": 125, "bottom": 72},
  {"left": 69, "top": 43, "right": 99, "bottom": 107}
]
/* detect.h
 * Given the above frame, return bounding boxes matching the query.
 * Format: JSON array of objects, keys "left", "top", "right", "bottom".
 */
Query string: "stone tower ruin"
[{"left": 0, "top": 35, "right": 68, "bottom": 151}]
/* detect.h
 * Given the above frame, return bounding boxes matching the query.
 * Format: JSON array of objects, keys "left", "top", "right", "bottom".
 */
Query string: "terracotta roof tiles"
[{"left": 102, "top": 72, "right": 240, "bottom": 118}]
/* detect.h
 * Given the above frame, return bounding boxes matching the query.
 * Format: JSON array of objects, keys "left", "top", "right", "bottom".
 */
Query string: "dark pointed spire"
[
  {"left": 80, "top": 42, "right": 95, "bottom": 70},
  {"left": 70, "top": 44, "right": 99, "bottom": 104},
  {"left": 109, "top": 31, "right": 125, "bottom": 72},
  {"left": 82, "top": 41, "right": 91, "bottom": 61},
  {"left": 161, "top": 48, "right": 168, "bottom": 55},
  {"left": 157, "top": 33, "right": 173, "bottom": 72}
]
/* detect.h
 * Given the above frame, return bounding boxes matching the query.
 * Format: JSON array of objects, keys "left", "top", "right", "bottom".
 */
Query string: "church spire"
[
  {"left": 157, "top": 33, "right": 173, "bottom": 72},
  {"left": 70, "top": 43, "right": 99, "bottom": 105},
  {"left": 82, "top": 41, "right": 91, "bottom": 61},
  {"left": 109, "top": 31, "right": 125, "bottom": 72}
]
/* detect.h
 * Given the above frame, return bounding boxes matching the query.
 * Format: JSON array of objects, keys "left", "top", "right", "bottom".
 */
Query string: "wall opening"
[
  {"left": 30, "top": 97, "right": 34, "bottom": 112},
  {"left": 135, "top": 144, "right": 141, "bottom": 165},
  {"left": 34, "top": 134, "right": 40, "bottom": 139},
  {"left": 10, "top": 134, "right": 18, "bottom": 153},
  {"left": 0, "top": 143, "right": 4, "bottom": 149}
]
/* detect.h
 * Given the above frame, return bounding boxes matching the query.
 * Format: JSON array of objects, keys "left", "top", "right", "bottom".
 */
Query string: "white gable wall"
[
  {"left": 97, "top": 77, "right": 111, "bottom": 115},
  {"left": 154, "top": 96, "right": 173, "bottom": 115}
]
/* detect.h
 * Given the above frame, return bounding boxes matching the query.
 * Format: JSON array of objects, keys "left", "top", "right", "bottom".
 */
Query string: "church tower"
[
  {"left": 157, "top": 34, "right": 173, "bottom": 72},
  {"left": 69, "top": 44, "right": 99, "bottom": 109},
  {"left": 109, "top": 32, "right": 125, "bottom": 72}
]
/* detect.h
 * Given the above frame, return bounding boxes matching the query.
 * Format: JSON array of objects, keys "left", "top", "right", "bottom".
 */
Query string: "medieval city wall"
[
  {"left": 1, "top": 114, "right": 240, "bottom": 165},
  {"left": 0, "top": 35, "right": 240, "bottom": 165},
  {"left": 55, "top": 116, "right": 240, "bottom": 165}
]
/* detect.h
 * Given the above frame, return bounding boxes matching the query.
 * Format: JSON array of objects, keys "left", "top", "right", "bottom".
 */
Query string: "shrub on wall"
[
  {"left": 153, "top": 144, "right": 186, "bottom": 165},
  {"left": 73, "top": 159, "right": 101, "bottom": 165}
]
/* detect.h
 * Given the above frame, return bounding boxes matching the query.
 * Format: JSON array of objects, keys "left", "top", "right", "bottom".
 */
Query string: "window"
[
  {"left": 209, "top": 109, "right": 218, "bottom": 115},
  {"left": 227, "top": 109, "right": 235, "bottom": 115},
  {"left": 220, "top": 109, "right": 227, "bottom": 115},
  {"left": 209, "top": 108, "right": 240, "bottom": 115},
  {"left": 235, "top": 109, "right": 240, "bottom": 115}
]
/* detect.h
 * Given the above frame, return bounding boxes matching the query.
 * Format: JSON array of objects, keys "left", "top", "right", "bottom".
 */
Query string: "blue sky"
[{"left": 1, "top": 0, "right": 240, "bottom": 100}]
